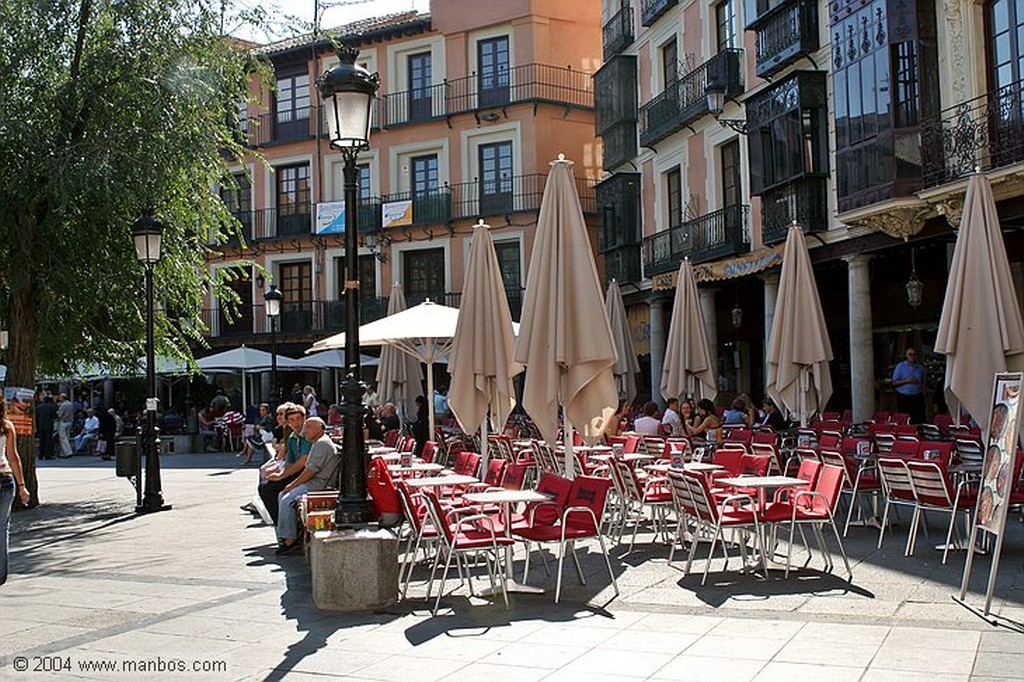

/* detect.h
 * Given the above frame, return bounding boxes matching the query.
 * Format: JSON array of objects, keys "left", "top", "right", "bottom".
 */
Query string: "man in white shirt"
[
  {"left": 74, "top": 408, "right": 100, "bottom": 454},
  {"left": 633, "top": 401, "right": 662, "bottom": 436},
  {"left": 661, "top": 397, "right": 684, "bottom": 437}
]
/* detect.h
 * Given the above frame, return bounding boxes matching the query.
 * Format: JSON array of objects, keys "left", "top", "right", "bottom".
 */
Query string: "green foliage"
[{"left": 0, "top": 0, "right": 270, "bottom": 378}]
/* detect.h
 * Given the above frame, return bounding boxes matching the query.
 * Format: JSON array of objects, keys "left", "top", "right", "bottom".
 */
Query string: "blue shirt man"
[{"left": 892, "top": 348, "right": 927, "bottom": 423}]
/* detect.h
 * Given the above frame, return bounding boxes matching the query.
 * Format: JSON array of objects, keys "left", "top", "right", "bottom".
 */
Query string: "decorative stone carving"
[
  {"left": 852, "top": 205, "right": 933, "bottom": 240},
  {"left": 945, "top": 0, "right": 966, "bottom": 104},
  {"left": 934, "top": 197, "right": 964, "bottom": 229}
]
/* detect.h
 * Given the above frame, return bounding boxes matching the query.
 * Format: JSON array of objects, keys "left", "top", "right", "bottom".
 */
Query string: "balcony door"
[
  {"left": 220, "top": 172, "right": 252, "bottom": 238},
  {"left": 276, "top": 163, "right": 310, "bottom": 237},
  {"left": 986, "top": 0, "right": 1024, "bottom": 166},
  {"left": 719, "top": 139, "right": 743, "bottom": 246},
  {"left": 478, "top": 141, "right": 514, "bottom": 215},
  {"left": 494, "top": 240, "right": 522, "bottom": 319},
  {"left": 218, "top": 272, "right": 253, "bottom": 337},
  {"left": 478, "top": 36, "right": 510, "bottom": 107},
  {"left": 408, "top": 52, "right": 433, "bottom": 121},
  {"left": 275, "top": 73, "right": 310, "bottom": 141},
  {"left": 328, "top": 255, "right": 378, "bottom": 329},
  {"left": 411, "top": 154, "right": 444, "bottom": 223},
  {"left": 404, "top": 248, "right": 446, "bottom": 306},
  {"left": 278, "top": 261, "right": 312, "bottom": 332}
]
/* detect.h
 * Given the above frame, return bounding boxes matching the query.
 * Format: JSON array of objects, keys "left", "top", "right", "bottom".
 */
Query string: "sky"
[{"left": 234, "top": 0, "right": 430, "bottom": 42}]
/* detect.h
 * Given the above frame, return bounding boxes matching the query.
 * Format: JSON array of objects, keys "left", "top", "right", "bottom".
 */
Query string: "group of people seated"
[{"left": 602, "top": 394, "right": 788, "bottom": 443}]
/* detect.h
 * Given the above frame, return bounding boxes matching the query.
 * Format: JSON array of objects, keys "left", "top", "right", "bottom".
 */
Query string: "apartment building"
[
  {"left": 206, "top": 1, "right": 602, "bottom": 401},
  {"left": 596, "top": 0, "right": 1024, "bottom": 420}
]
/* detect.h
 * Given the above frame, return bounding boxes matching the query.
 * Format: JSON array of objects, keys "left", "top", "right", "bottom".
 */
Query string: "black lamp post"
[
  {"left": 264, "top": 283, "right": 283, "bottom": 405},
  {"left": 318, "top": 44, "right": 380, "bottom": 526},
  {"left": 132, "top": 212, "right": 170, "bottom": 514}
]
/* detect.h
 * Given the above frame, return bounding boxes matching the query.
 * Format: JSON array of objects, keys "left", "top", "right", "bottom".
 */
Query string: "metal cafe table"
[{"left": 462, "top": 488, "right": 552, "bottom": 594}]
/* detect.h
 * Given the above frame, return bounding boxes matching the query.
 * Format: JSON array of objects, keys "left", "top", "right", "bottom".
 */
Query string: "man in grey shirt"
[
  {"left": 56, "top": 394, "right": 74, "bottom": 458},
  {"left": 275, "top": 417, "right": 341, "bottom": 554}
]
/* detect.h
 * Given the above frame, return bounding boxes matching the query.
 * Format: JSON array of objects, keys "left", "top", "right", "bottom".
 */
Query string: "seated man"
[
  {"left": 74, "top": 409, "right": 100, "bottom": 454},
  {"left": 275, "top": 417, "right": 342, "bottom": 554},
  {"left": 255, "top": 404, "right": 310, "bottom": 525}
]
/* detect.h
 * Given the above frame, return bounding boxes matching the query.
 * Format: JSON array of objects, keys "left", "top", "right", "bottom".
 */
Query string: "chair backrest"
[
  {"left": 874, "top": 432, "right": 897, "bottom": 453},
  {"left": 400, "top": 435, "right": 417, "bottom": 452},
  {"left": 740, "top": 453, "right": 771, "bottom": 476},
  {"left": 642, "top": 436, "right": 666, "bottom": 457},
  {"left": 384, "top": 429, "right": 400, "bottom": 447},
  {"left": 454, "top": 452, "right": 481, "bottom": 477},
  {"left": 795, "top": 447, "right": 821, "bottom": 464},
  {"left": 531, "top": 441, "right": 557, "bottom": 473},
  {"left": 681, "top": 470, "right": 719, "bottom": 524},
  {"left": 840, "top": 409, "right": 854, "bottom": 425},
  {"left": 421, "top": 440, "right": 438, "bottom": 463},
  {"left": 822, "top": 411, "right": 841, "bottom": 421},
  {"left": 421, "top": 489, "right": 455, "bottom": 546},
  {"left": 713, "top": 448, "right": 746, "bottom": 476},
  {"left": 932, "top": 414, "right": 953, "bottom": 436},
  {"left": 877, "top": 458, "right": 915, "bottom": 501},
  {"left": 663, "top": 440, "right": 690, "bottom": 462},
  {"left": 606, "top": 435, "right": 628, "bottom": 448},
  {"left": 955, "top": 438, "right": 984, "bottom": 465},
  {"left": 890, "top": 412, "right": 911, "bottom": 425},
  {"left": 751, "top": 442, "right": 783, "bottom": 475},
  {"left": 564, "top": 476, "right": 612, "bottom": 532},
  {"left": 841, "top": 437, "right": 870, "bottom": 456},
  {"left": 917, "top": 440, "right": 954, "bottom": 466},
  {"left": 818, "top": 449, "right": 847, "bottom": 477},
  {"left": 667, "top": 470, "right": 696, "bottom": 517},
  {"left": 725, "top": 428, "right": 753, "bottom": 447},
  {"left": 534, "top": 472, "right": 573, "bottom": 525},
  {"left": 501, "top": 462, "right": 528, "bottom": 490},
  {"left": 795, "top": 458, "right": 822, "bottom": 486},
  {"left": 395, "top": 481, "right": 426, "bottom": 533},
  {"left": 752, "top": 430, "right": 777, "bottom": 446},
  {"left": 890, "top": 439, "right": 921, "bottom": 459},
  {"left": 812, "top": 464, "right": 846, "bottom": 513},
  {"left": 818, "top": 433, "right": 841, "bottom": 450},
  {"left": 872, "top": 410, "right": 890, "bottom": 423},
  {"left": 892, "top": 424, "right": 918, "bottom": 437},
  {"left": 906, "top": 460, "right": 954, "bottom": 507},
  {"left": 483, "top": 458, "right": 506, "bottom": 487},
  {"left": 611, "top": 458, "right": 643, "bottom": 502},
  {"left": 622, "top": 434, "right": 641, "bottom": 454},
  {"left": 488, "top": 434, "right": 515, "bottom": 461}
]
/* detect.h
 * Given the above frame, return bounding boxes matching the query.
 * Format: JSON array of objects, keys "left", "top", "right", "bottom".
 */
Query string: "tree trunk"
[{"left": 8, "top": 203, "right": 41, "bottom": 507}]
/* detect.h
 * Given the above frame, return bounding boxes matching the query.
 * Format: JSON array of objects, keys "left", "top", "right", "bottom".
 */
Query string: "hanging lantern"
[
  {"left": 906, "top": 248, "right": 923, "bottom": 308},
  {"left": 731, "top": 302, "right": 743, "bottom": 328}
]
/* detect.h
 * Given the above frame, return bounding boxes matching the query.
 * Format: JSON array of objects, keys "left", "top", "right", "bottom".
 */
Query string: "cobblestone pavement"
[{"left": 1, "top": 453, "right": 1022, "bottom": 681}]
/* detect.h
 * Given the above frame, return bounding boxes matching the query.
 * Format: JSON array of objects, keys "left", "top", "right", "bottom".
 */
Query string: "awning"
[{"left": 652, "top": 245, "right": 784, "bottom": 291}]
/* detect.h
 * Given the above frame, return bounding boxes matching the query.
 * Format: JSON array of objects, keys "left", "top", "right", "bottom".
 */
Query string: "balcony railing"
[
  {"left": 751, "top": 0, "right": 819, "bottom": 80},
  {"left": 603, "top": 244, "right": 643, "bottom": 285},
  {"left": 642, "top": 205, "right": 751, "bottom": 275},
  {"left": 249, "top": 204, "right": 312, "bottom": 240},
  {"left": 447, "top": 173, "right": 597, "bottom": 220},
  {"left": 248, "top": 106, "right": 319, "bottom": 147},
  {"left": 201, "top": 297, "right": 390, "bottom": 339},
  {"left": 641, "top": 0, "right": 678, "bottom": 26},
  {"left": 760, "top": 177, "right": 828, "bottom": 245},
  {"left": 442, "top": 287, "right": 525, "bottom": 321},
  {"left": 378, "top": 63, "right": 593, "bottom": 128},
  {"left": 603, "top": 5, "right": 634, "bottom": 59},
  {"left": 639, "top": 49, "right": 744, "bottom": 147},
  {"left": 379, "top": 188, "right": 452, "bottom": 226},
  {"left": 921, "top": 78, "right": 1024, "bottom": 187}
]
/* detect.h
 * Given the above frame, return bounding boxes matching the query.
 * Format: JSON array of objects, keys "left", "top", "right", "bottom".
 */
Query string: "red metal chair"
[
  {"left": 396, "top": 481, "right": 438, "bottom": 599},
  {"left": 612, "top": 458, "right": 672, "bottom": 552},
  {"left": 890, "top": 412, "right": 911, "bottom": 425},
  {"left": 500, "top": 462, "right": 528, "bottom": 491},
  {"left": 818, "top": 433, "right": 841, "bottom": 451},
  {"left": 513, "top": 476, "right": 618, "bottom": 603},
  {"left": 422, "top": 489, "right": 512, "bottom": 614},
  {"left": 762, "top": 464, "right": 852, "bottom": 579},
  {"left": 876, "top": 458, "right": 917, "bottom": 553},
  {"left": 677, "top": 469, "right": 765, "bottom": 585},
  {"left": 890, "top": 439, "right": 921, "bottom": 459},
  {"left": 421, "top": 440, "right": 438, "bottom": 463},
  {"left": 905, "top": 460, "right": 977, "bottom": 564}
]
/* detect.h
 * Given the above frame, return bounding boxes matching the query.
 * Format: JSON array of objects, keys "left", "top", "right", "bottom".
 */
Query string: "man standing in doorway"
[
  {"left": 56, "top": 394, "right": 74, "bottom": 458},
  {"left": 892, "top": 347, "right": 926, "bottom": 424}
]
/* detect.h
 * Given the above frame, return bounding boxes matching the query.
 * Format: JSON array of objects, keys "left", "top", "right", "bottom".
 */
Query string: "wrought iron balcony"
[
  {"left": 750, "top": 0, "right": 819, "bottom": 80},
  {"left": 448, "top": 173, "right": 597, "bottom": 221},
  {"left": 200, "top": 297, "right": 390, "bottom": 339},
  {"left": 760, "top": 177, "right": 828, "bottom": 245},
  {"left": 378, "top": 63, "right": 593, "bottom": 128},
  {"left": 251, "top": 204, "right": 313, "bottom": 240},
  {"left": 248, "top": 106, "right": 319, "bottom": 147},
  {"left": 597, "top": 172, "right": 641, "bottom": 251},
  {"left": 642, "top": 205, "right": 751, "bottom": 275},
  {"left": 603, "top": 4, "right": 634, "bottom": 59},
  {"left": 603, "top": 244, "right": 643, "bottom": 285},
  {"left": 379, "top": 188, "right": 452, "bottom": 226},
  {"left": 641, "top": 0, "right": 678, "bottom": 26},
  {"left": 639, "top": 49, "right": 744, "bottom": 148},
  {"left": 921, "top": 78, "right": 1024, "bottom": 187},
  {"left": 442, "top": 287, "right": 524, "bottom": 320},
  {"left": 594, "top": 55, "right": 639, "bottom": 170}
]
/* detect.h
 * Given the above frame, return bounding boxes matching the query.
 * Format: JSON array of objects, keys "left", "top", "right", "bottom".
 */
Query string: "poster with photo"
[
  {"left": 976, "top": 372, "right": 1022, "bottom": 535},
  {"left": 2, "top": 387, "right": 35, "bottom": 437}
]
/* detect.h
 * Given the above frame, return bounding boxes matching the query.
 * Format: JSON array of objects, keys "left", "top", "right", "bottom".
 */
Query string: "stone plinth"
[{"left": 310, "top": 526, "right": 399, "bottom": 611}]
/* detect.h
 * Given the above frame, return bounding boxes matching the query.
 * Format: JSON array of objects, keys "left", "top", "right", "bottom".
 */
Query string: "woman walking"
[{"left": 1, "top": 397, "right": 30, "bottom": 586}]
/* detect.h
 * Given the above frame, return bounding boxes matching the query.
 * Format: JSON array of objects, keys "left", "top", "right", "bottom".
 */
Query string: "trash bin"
[{"left": 115, "top": 438, "right": 138, "bottom": 478}]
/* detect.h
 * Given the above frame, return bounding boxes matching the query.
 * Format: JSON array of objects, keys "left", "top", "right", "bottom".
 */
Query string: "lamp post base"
[
  {"left": 136, "top": 497, "right": 172, "bottom": 515},
  {"left": 334, "top": 496, "right": 373, "bottom": 527}
]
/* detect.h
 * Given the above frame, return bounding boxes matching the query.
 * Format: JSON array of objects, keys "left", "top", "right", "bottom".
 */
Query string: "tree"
[{"left": 0, "top": 0, "right": 267, "bottom": 505}]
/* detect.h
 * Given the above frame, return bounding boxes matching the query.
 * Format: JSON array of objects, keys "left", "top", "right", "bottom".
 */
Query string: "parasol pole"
[
  {"left": 561, "top": 371, "right": 575, "bottom": 478},
  {"left": 480, "top": 413, "right": 489, "bottom": 470},
  {"left": 426, "top": 349, "right": 435, "bottom": 440}
]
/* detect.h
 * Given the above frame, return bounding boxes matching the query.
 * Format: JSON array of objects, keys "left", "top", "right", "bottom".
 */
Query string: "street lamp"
[
  {"left": 264, "top": 283, "right": 283, "bottom": 405},
  {"left": 132, "top": 212, "right": 170, "bottom": 514},
  {"left": 318, "top": 44, "right": 380, "bottom": 526}
]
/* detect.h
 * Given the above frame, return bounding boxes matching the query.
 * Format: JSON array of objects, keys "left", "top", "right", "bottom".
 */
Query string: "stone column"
[
  {"left": 699, "top": 288, "right": 718, "bottom": 393},
  {"left": 762, "top": 272, "right": 779, "bottom": 383},
  {"left": 649, "top": 298, "right": 666, "bottom": 405},
  {"left": 845, "top": 254, "right": 875, "bottom": 422}
]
